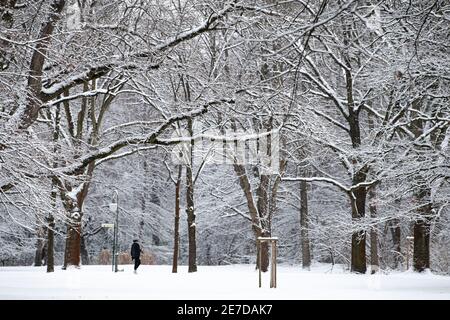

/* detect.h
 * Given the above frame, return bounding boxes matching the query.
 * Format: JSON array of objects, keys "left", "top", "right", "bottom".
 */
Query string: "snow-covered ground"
[{"left": 1, "top": 263, "right": 449, "bottom": 300}]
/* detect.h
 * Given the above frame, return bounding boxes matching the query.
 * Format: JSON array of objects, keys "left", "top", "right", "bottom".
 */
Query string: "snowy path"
[{"left": 1, "top": 264, "right": 449, "bottom": 299}]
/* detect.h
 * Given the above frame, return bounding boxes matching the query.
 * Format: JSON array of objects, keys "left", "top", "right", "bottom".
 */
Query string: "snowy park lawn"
[{"left": 1, "top": 263, "right": 449, "bottom": 300}]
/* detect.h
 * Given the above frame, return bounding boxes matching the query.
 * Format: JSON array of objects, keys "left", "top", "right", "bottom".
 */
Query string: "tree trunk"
[
  {"left": 61, "top": 78, "right": 101, "bottom": 269},
  {"left": 34, "top": 226, "right": 46, "bottom": 266},
  {"left": 63, "top": 210, "right": 82, "bottom": 269},
  {"left": 62, "top": 190, "right": 85, "bottom": 268},
  {"left": 344, "top": 45, "right": 368, "bottom": 273},
  {"left": 62, "top": 158, "right": 95, "bottom": 269},
  {"left": 409, "top": 97, "right": 434, "bottom": 272},
  {"left": 368, "top": 186, "right": 379, "bottom": 274},
  {"left": 186, "top": 173, "right": 196, "bottom": 273},
  {"left": 33, "top": 239, "right": 43, "bottom": 267},
  {"left": 186, "top": 117, "right": 197, "bottom": 273},
  {"left": 351, "top": 230, "right": 366, "bottom": 274},
  {"left": 80, "top": 234, "right": 90, "bottom": 265},
  {"left": 47, "top": 105, "right": 60, "bottom": 273},
  {"left": 255, "top": 118, "right": 279, "bottom": 273},
  {"left": 257, "top": 174, "right": 270, "bottom": 272},
  {"left": 17, "top": 0, "right": 66, "bottom": 130},
  {"left": 172, "top": 165, "right": 182, "bottom": 273},
  {"left": 413, "top": 187, "right": 432, "bottom": 272},
  {"left": 300, "top": 180, "right": 311, "bottom": 269},
  {"left": 367, "top": 112, "right": 378, "bottom": 274},
  {"left": 233, "top": 163, "right": 265, "bottom": 270},
  {"left": 140, "top": 160, "right": 148, "bottom": 240},
  {"left": 269, "top": 159, "right": 287, "bottom": 219},
  {"left": 233, "top": 165, "right": 261, "bottom": 234},
  {"left": 390, "top": 219, "right": 402, "bottom": 269},
  {"left": 348, "top": 106, "right": 367, "bottom": 274},
  {"left": 350, "top": 171, "right": 367, "bottom": 274},
  {"left": 46, "top": 216, "right": 55, "bottom": 273},
  {"left": 413, "top": 219, "right": 431, "bottom": 272}
]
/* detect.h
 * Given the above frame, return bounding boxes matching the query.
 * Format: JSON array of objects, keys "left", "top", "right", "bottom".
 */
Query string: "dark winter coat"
[{"left": 131, "top": 242, "right": 141, "bottom": 259}]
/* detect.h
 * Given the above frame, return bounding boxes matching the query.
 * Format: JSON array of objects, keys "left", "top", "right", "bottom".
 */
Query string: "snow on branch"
[
  {"left": 58, "top": 99, "right": 234, "bottom": 175},
  {"left": 95, "top": 146, "right": 157, "bottom": 167},
  {"left": 42, "top": 65, "right": 115, "bottom": 99},
  {"left": 282, "top": 176, "right": 378, "bottom": 194},
  {"left": 41, "top": 2, "right": 239, "bottom": 101},
  {"left": 311, "top": 109, "right": 350, "bottom": 132},
  {"left": 140, "top": 1, "right": 239, "bottom": 56},
  {"left": 282, "top": 176, "right": 350, "bottom": 193},
  {"left": 42, "top": 89, "right": 109, "bottom": 107}
]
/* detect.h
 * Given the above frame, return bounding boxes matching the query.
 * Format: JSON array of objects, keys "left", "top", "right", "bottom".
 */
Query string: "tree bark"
[
  {"left": 367, "top": 112, "right": 378, "bottom": 274},
  {"left": 232, "top": 123, "right": 282, "bottom": 273},
  {"left": 368, "top": 186, "right": 379, "bottom": 274},
  {"left": 62, "top": 178, "right": 93, "bottom": 269},
  {"left": 47, "top": 105, "right": 60, "bottom": 273},
  {"left": 18, "top": 0, "right": 66, "bottom": 129},
  {"left": 343, "top": 23, "right": 368, "bottom": 272},
  {"left": 62, "top": 82, "right": 97, "bottom": 269},
  {"left": 257, "top": 174, "right": 270, "bottom": 272},
  {"left": 409, "top": 98, "right": 434, "bottom": 272},
  {"left": 140, "top": 159, "right": 148, "bottom": 240},
  {"left": 347, "top": 79, "right": 367, "bottom": 273},
  {"left": 389, "top": 218, "right": 402, "bottom": 269},
  {"left": 413, "top": 218, "right": 431, "bottom": 272},
  {"left": 413, "top": 186, "right": 432, "bottom": 272},
  {"left": 350, "top": 170, "right": 367, "bottom": 274},
  {"left": 34, "top": 227, "right": 45, "bottom": 267},
  {"left": 233, "top": 163, "right": 266, "bottom": 270},
  {"left": 62, "top": 163, "right": 94, "bottom": 269},
  {"left": 234, "top": 163, "right": 261, "bottom": 234},
  {"left": 80, "top": 234, "right": 90, "bottom": 265},
  {"left": 46, "top": 215, "right": 55, "bottom": 273},
  {"left": 269, "top": 159, "right": 287, "bottom": 219},
  {"left": 63, "top": 219, "right": 81, "bottom": 268},
  {"left": 172, "top": 165, "right": 182, "bottom": 273},
  {"left": 63, "top": 199, "right": 82, "bottom": 269},
  {"left": 300, "top": 180, "right": 311, "bottom": 269},
  {"left": 186, "top": 117, "right": 197, "bottom": 273},
  {"left": 34, "top": 218, "right": 47, "bottom": 267}
]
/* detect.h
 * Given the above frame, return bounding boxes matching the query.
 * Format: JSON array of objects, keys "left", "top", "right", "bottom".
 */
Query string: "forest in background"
[{"left": 1, "top": 0, "right": 449, "bottom": 275}]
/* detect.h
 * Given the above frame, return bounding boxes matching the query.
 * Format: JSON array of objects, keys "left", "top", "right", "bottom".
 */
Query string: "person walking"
[{"left": 131, "top": 239, "right": 142, "bottom": 274}]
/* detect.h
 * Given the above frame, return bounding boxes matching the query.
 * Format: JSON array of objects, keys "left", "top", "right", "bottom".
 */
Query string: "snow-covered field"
[{"left": 1, "top": 264, "right": 449, "bottom": 300}]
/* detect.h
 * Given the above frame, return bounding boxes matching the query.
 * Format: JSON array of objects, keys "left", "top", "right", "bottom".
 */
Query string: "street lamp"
[{"left": 109, "top": 190, "right": 119, "bottom": 272}]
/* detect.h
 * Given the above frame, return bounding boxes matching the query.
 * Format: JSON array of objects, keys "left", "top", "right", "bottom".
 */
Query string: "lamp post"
[{"left": 109, "top": 190, "right": 119, "bottom": 272}]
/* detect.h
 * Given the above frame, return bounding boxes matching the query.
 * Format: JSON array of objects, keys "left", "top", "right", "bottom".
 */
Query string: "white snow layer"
[{"left": 0, "top": 264, "right": 449, "bottom": 300}]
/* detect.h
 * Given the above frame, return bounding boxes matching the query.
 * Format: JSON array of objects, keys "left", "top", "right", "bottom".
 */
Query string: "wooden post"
[
  {"left": 270, "top": 240, "right": 273, "bottom": 288},
  {"left": 258, "top": 239, "right": 262, "bottom": 288},
  {"left": 257, "top": 237, "right": 277, "bottom": 288},
  {"left": 272, "top": 240, "right": 277, "bottom": 288}
]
